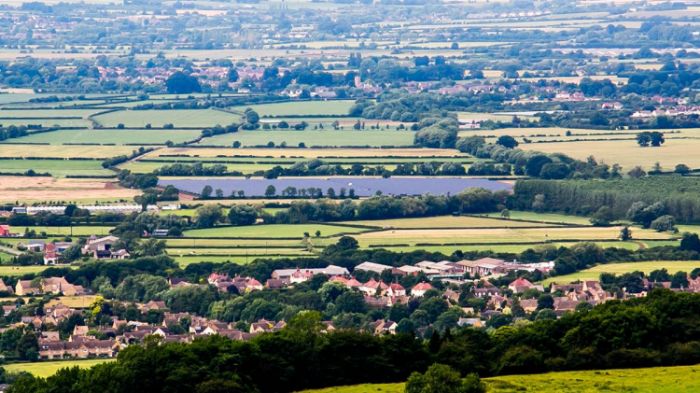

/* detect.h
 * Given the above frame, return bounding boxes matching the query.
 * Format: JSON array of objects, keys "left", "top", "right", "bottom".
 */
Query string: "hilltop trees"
[
  {"left": 636, "top": 131, "right": 665, "bottom": 147},
  {"left": 165, "top": 71, "right": 201, "bottom": 94}
]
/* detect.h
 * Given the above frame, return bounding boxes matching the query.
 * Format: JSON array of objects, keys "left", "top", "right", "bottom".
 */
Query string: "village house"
[
  {"left": 411, "top": 282, "right": 434, "bottom": 297},
  {"left": 508, "top": 277, "right": 544, "bottom": 293},
  {"left": 270, "top": 265, "right": 349, "bottom": 282},
  {"left": 81, "top": 235, "right": 130, "bottom": 259},
  {"left": 0, "top": 225, "right": 12, "bottom": 237}
]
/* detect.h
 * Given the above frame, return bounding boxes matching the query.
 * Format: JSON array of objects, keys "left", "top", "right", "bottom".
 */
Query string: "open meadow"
[
  {"left": 198, "top": 130, "right": 416, "bottom": 148},
  {"left": 3, "top": 359, "right": 114, "bottom": 378},
  {"left": 543, "top": 260, "right": 700, "bottom": 285},
  {"left": 0, "top": 144, "right": 144, "bottom": 159},
  {"left": 297, "top": 364, "right": 700, "bottom": 393},
  {"left": 8, "top": 128, "right": 201, "bottom": 145},
  {"left": 92, "top": 109, "right": 240, "bottom": 128},
  {"left": 0, "top": 159, "right": 113, "bottom": 177},
  {"left": 232, "top": 100, "right": 355, "bottom": 117},
  {"left": 518, "top": 136, "right": 700, "bottom": 170}
]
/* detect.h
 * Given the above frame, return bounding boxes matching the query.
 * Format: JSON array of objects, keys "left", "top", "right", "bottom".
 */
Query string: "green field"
[
  {"left": 543, "top": 261, "right": 700, "bottom": 285},
  {"left": 338, "top": 215, "right": 560, "bottom": 229},
  {"left": 0, "top": 159, "right": 113, "bottom": 177},
  {"left": 233, "top": 100, "right": 355, "bottom": 117},
  {"left": 92, "top": 109, "right": 240, "bottom": 128},
  {"left": 173, "top": 255, "right": 289, "bottom": 266},
  {"left": 13, "top": 226, "right": 113, "bottom": 236},
  {"left": 298, "top": 364, "right": 700, "bottom": 393},
  {"left": 0, "top": 109, "right": 102, "bottom": 118},
  {"left": 3, "top": 359, "right": 114, "bottom": 378},
  {"left": 8, "top": 128, "right": 202, "bottom": 145},
  {"left": 199, "top": 130, "right": 416, "bottom": 147},
  {"left": 183, "top": 224, "right": 368, "bottom": 238},
  {"left": 383, "top": 241, "right": 643, "bottom": 255},
  {"left": 481, "top": 211, "right": 593, "bottom": 225},
  {"left": 0, "top": 118, "right": 91, "bottom": 128},
  {"left": 0, "top": 265, "right": 65, "bottom": 276}
]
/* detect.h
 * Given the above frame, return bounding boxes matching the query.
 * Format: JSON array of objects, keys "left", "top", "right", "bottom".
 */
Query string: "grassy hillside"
[{"left": 297, "top": 364, "right": 700, "bottom": 393}]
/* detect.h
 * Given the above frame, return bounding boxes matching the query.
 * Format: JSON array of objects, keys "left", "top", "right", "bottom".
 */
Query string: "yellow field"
[
  {"left": 354, "top": 226, "right": 672, "bottom": 247},
  {"left": 45, "top": 295, "right": 99, "bottom": 309},
  {"left": 337, "top": 215, "right": 560, "bottom": 229},
  {"left": 298, "top": 364, "right": 700, "bottom": 393},
  {"left": 0, "top": 145, "right": 144, "bottom": 159},
  {"left": 543, "top": 261, "right": 700, "bottom": 285},
  {"left": 3, "top": 359, "right": 114, "bottom": 378},
  {"left": 519, "top": 138, "right": 700, "bottom": 170},
  {"left": 149, "top": 147, "right": 466, "bottom": 159}
]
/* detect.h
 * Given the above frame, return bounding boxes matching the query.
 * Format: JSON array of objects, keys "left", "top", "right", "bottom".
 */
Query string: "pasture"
[
  {"left": 298, "top": 364, "right": 700, "bottom": 393},
  {"left": 0, "top": 265, "right": 61, "bottom": 276},
  {"left": 0, "top": 144, "right": 142, "bottom": 159},
  {"left": 13, "top": 226, "right": 114, "bottom": 236},
  {"left": 0, "top": 159, "right": 113, "bottom": 177},
  {"left": 232, "top": 100, "right": 355, "bottom": 117},
  {"left": 518, "top": 136, "right": 700, "bottom": 170},
  {"left": 182, "top": 224, "right": 369, "bottom": 238},
  {"left": 199, "top": 130, "right": 416, "bottom": 147},
  {"left": 336, "top": 215, "right": 561, "bottom": 229},
  {"left": 8, "top": 128, "right": 201, "bottom": 145},
  {"left": 543, "top": 261, "right": 700, "bottom": 285},
  {"left": 481, "top": 211, "right": 593, "bottom": 225},
  {"left": 3, "top": 359, "right": 115, "bottom": 378},
  {"left": 92, "top": 109, "right": 240, "bottom": 128}
]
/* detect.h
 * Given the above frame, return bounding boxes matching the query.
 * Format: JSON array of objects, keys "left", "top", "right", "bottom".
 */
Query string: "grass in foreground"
[
  {"left": 297, "top": 364, "right": 700, "bottom": 393},
  {"left": 543, "top": 260, "right": 700, "bottom": 285},
  {"left": 3, "top": 359, "right": 114, "bottom": 378}
]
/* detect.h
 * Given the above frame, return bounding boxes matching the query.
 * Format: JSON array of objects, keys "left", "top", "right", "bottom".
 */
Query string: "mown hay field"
[
  {"left": 353, "top": 226, "right": 673, "bottom": 247},
  {"left": 182, "top": 223, "right": 369, "bottom": 238},
  {"left": 335, "top": 215, "right": 561, "bottom": 229},
  {"left": 147, "top": 147, "right": 466, "bottom": 159},
  {"left": 199, "top": 130, "right": 416, "bottom": 147},
  {"left": 519, "top": 138, "right": 700, "bottom": 170},
  {"left": 543, "top": 260, "right": 700, "bottom": 285},
  {"left": 9, "top": 128, "right": 201, "bottom": 145},
  {"left": 0, "top": 144, "right": 142, "bottom": 158}
]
